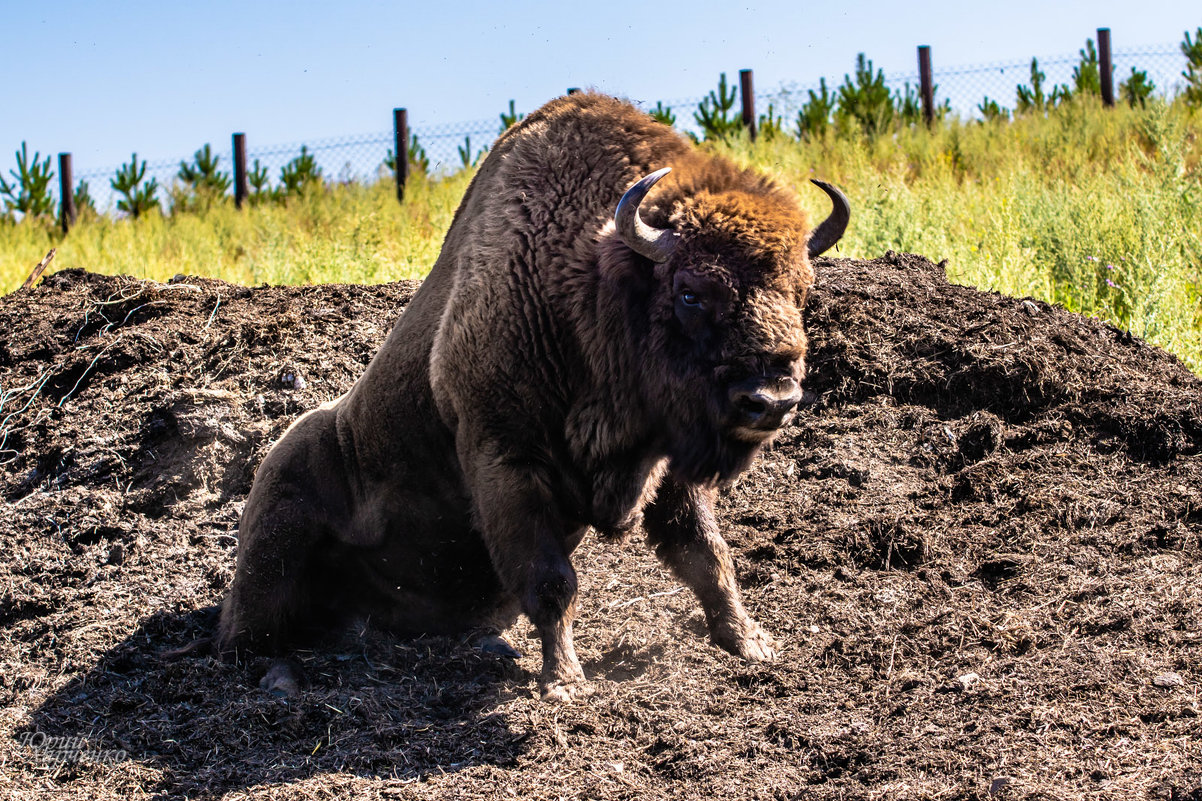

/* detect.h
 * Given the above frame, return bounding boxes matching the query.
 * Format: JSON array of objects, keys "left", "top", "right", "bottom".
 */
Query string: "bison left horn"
[
  {"left": 806, "top": 179, "right": 851, "bottom": 258},
  {"left": 615, "top": 167, "right": 679, "bottom": 263}
]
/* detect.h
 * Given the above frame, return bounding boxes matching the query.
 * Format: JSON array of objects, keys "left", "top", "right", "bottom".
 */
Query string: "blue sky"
[{"left": 2, "top": 0, "right": 1197, "bottom": 174}]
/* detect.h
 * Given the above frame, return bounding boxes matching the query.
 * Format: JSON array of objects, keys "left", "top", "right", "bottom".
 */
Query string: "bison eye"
[{"left": 679, "top": 290, "right": 701, "bottom": 307}]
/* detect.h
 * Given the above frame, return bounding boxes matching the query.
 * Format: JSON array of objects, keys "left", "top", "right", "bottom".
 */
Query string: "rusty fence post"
[
  {"left": 233, "top": 133, "right": 248, "bottom": 209},
  {"left": 58, "top": 153, "right": 75, "bottom": 233},
  {"left": 918, "top": 45, "right": 935, "bottom": 126},
  {"left": 739, "top": 69, "right": 756, "bottom": 141},
  {"left": 1098, "top": 28, "right": 1114, "bottom": 107},
  {"left": 394, "top": 108, "right": 409, "bottom": 203}
]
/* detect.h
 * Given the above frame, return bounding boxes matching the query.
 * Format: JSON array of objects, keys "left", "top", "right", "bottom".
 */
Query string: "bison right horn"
[
  {"left": 806, "top": 180, "right": 851, "bottom": 258},
  {"left": 615, "top": 167, "right": 679, "bottom": 263}
]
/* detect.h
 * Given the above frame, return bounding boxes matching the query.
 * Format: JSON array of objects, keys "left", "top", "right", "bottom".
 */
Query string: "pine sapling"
[
  {"left": 836, "top": 54, "right": 893, "bottom": 138},
  {"left": 279, "top": 146, "right": 322, "bottom": 196},
  {"left": 756, "top": 103, "right": 786, "bottom": 141},
  {"left": 1120, "top": 68, "right": 1156, "bottom": 108},
  {"left": 796, "top": 78, "right": 834, "bottom": 141},
  {"left": 73, "top": 179, "right": 97, "bottom": 218},
  {"left": 1182, "top": 27, "right": 1202, "bottom": 107},
  {"left": 499, "top": 100, "right": 523, "bottom": 134},
  {"left": 694, "top": 73, "right": 743, "bottom": 142},
  {"left": 0, "top": 142, "right": 56, "bottom": 218},
  {"left": 1072, "top": 38, "right": 1103, "bottom": 98},
  {"left": 978, "top": 97, "right": 1009, "bottom": 122},
  {"left": 649, "top": 102, "right": 676, "bottom": 128},
  {"left": 175, "top": 144, "right": 231, "bottom": 211},
  {"left": 111, "top": 153, "right": 159, "bottom": 219}
]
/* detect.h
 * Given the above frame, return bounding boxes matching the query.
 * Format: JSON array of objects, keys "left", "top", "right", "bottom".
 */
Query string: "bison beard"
[
  {"left": 667, "top": 422, "right": 763, "bottom": 487},
  {"left": 217, "top": 92, "right": 848, "bottom": 702},
  {"left": 656, "top": 371, "right": 764, "bottom": 486}
]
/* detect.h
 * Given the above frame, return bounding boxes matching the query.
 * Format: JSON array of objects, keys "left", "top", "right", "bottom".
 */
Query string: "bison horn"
[
  {"left": 615, "top": 167, "right": 679, "bottom": 263},
  {"left": 806, "top": 179, "right": 851, "bottom": 258}
]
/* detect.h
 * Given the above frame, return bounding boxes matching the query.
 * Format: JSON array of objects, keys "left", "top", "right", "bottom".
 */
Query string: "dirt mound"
[{"left": 1, "top": 253, "right": 1199, "bottom": 800}]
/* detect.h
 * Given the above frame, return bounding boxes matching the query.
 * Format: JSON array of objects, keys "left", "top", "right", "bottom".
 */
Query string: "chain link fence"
[
  {"left": 748, "top": 44, "right": 1186, "bottom": 134},
  {"left": 45, "top": 41, "right": 1195, "bottom": 213},
  {"left": 73, "top": 117, "right": 502, "bottom": 213}
]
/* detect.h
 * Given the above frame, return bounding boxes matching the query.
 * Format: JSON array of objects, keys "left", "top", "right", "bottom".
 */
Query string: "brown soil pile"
[{"left": 1, "top": 253, "right": 1200, "bottom": 800}]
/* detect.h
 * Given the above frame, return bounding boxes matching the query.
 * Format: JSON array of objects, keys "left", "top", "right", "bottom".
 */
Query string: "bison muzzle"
[{"left": 218, "top": 92, "right": 849, "bottom": 702}]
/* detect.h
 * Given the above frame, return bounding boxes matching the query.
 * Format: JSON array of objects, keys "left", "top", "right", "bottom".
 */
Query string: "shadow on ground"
[{"left": 18, "top": 606, "right": 530, "bottom": 795}]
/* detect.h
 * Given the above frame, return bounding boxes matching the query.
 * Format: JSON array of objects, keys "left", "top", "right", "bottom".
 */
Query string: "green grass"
[
  {"left": 0, "top": 171, "right": 472, "bottom": 289},
  {"left": 2, "top": 98, "right": 1200, "bottom": 372},
  {"left": 725, "top": 98, "right": 1202, "bottom": 372}
]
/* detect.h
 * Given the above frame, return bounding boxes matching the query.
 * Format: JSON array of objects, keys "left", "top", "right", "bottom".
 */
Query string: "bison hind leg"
[
  {"left": 259, "top": 658, "right": 308, "bottom": 698},
  {"left": 476, "top": 633, "right": 522, "bottom": 659},
  {"left": 217, "top": 496, "right": 336, "bottom": 659}
]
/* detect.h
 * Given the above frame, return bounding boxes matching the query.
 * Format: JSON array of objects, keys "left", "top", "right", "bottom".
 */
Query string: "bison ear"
[
  {"left": 806, "top": 180, "right": 850, "bottom": 258},
  {"left": 615, "top": 168, "right": 679, "bottom": 263}
]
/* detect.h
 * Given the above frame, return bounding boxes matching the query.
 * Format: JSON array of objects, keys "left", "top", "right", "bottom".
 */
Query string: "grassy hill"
[{"left": 2, "top": 98, "right": 1199, "bottom": 371}]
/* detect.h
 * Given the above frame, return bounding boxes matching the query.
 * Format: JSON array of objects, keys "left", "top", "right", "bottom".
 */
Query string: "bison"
[{"left": 218, "top": 92, "right": 849, "bottom": 701}]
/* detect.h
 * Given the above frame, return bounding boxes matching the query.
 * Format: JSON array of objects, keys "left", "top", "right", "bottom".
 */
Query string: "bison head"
[{"left": 614, "top": 167, "right": 849, "bottom": 484}]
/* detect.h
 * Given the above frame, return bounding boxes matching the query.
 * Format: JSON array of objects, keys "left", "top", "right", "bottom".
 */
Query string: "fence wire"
[
  {"left": 73, "top": 117, "right": 502, "bottom": 213},
  {"left": 39, "top": 43, "right": 1195, "bottom": 213},
  {"left": 748, "top": 45, "right": 1185, "bottom": 134}
]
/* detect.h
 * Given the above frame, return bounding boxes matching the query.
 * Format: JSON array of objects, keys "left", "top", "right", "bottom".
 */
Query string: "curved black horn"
[
  {"left": 615, "top": 167, "right": 679, "bottom": 263},
  {"left": 806, "top": 179, "right": 851, "bottom": 258}
]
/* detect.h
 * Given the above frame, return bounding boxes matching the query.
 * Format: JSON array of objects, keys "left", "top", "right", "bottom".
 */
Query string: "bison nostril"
[
  {"left": 729, "top": 379, "right": 802, "bottom": 430},
  {"left": 736, "top": 395, "right": 768, "bottom": 417}
]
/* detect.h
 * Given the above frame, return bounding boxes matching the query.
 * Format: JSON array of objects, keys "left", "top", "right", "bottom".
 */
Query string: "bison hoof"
[
  {"left": 714, "top": 618, "right": 779, "bottom": 663},
  {"left": 540, "top": 677, "right": 594, "bottom": 704},
  {"left": 477, "top": 634, "right": 522, "bottom": 660},
  {"left": 259, "top": 659, "right": 306, "bottom": 698}
]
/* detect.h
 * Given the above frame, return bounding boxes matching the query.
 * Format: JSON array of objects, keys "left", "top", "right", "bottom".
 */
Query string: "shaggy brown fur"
[{"left": 218, "top": 92, "right": 839, "bottom": 701}]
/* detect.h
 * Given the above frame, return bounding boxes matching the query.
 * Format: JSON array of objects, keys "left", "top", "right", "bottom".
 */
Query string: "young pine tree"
[
  {"left": 694, "top": 73, "right": 744, "bottom": 142},
  {"left": 0, "top": 142, "right": 56, "bottom": 218},
  {"left": 1182, "top": 27, "right": 1202, "bottom": 107},
  {"left": 836, "top": 54, "right": 893, "bottom": 138},
  {"left": 111, "top": 153, "right": 159, "bottom": 219}
]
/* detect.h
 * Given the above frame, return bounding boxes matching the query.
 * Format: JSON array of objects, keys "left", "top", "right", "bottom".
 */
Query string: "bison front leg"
[
  {"left": 524, "top": 546, "right": 590, "bottom": 703},
  {"left": 472, "top": 462, "right": 591, "bottom": 702},
  {"left": 643, "top": 477, "right": 778, "bottom": 662}
]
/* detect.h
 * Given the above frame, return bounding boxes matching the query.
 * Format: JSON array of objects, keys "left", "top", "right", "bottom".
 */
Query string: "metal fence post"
[
  {"left": 394, "top": 108, "right": 409, "bottom": 203},
  {"left": 918, "top": 46, "right": 935, "bottom": 126},
  {"left": 58, "top": 153, "right": 75, "bottom": 233},
  {"left": 233, "top": 133, "right": 248, "bottom": 209},
  {"left": 1098, "top": 28, "right": 1115, "bottom": 107},
  {"left": 567, "top": 87, "right": 580, "bottom": 95},
  {"left": 739, "top": 69, "right": 756, "bottom": 141}
]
